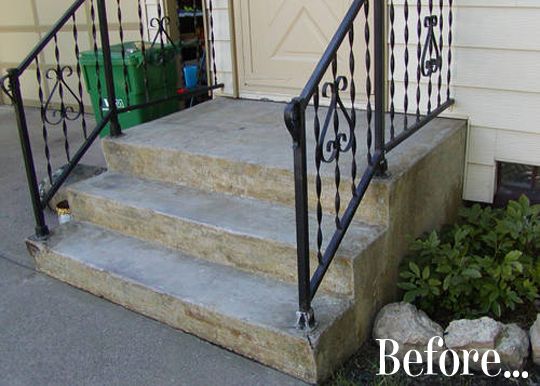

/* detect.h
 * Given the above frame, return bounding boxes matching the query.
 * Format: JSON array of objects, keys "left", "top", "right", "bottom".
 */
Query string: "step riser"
[
  {"left": 68, "top": 189, "right": 355, "bottom": 296},
  {"left": 103, "top": 140, "right": 390, "bottom": 226},
  {"left": 27, "top": 241, "right": 357, "bottom": 383}
]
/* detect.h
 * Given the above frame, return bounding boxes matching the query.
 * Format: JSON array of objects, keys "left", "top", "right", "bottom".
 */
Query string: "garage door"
[{"left": 234, "top": 0, "right": 370, "bottom": 101}]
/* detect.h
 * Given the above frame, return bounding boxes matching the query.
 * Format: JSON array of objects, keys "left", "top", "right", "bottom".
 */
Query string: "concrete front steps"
[
  {"left": 26, "top": 222, "right": 355, "bottom": 381},
  {"left": 27, "top": 98, "right": 467, "bottom": 383}
]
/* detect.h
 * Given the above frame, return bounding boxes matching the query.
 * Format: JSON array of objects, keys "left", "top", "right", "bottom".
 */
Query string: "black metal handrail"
[
  {"left": 1, "top": 0, "right": 223, "bottom": 239},
  {"left": 285, "top": 0, "right": 455, "bottom": 329}
]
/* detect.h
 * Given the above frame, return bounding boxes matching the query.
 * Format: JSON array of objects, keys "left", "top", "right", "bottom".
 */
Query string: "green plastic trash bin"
[{"left": 80, "top": 41, "right": 179, "bottom": 137}]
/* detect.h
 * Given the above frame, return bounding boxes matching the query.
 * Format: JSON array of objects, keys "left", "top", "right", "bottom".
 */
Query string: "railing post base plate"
[
  {"left": 296, "top": 308, "right": 316, "bottom": 331},
  {"left": 35, "top": 225, "right": 50, "bottom": 240},
  {"left": 375, "top": 158, "right": 389, "bottom": 178}
]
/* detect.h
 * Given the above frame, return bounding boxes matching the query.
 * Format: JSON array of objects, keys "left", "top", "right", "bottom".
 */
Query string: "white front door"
[{"left": 233, "top": 0, "right": 370, "bottom": 101}]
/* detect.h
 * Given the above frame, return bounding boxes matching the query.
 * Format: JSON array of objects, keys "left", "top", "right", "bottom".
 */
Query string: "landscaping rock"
[
  {"left": 373, "top": 302, "right": 445, "bottom": 361},
  {"left": 446, "top": 317, "right": 529, "bottom": 370},
  {"left": 497, "top": 324, "right": 529, "bottom": 370},
  {"left": 445, "top": 317, "right": 503, "bottom": 354},
  {"left": 531, "top": 314, "right": 540, "bottom": 366}
]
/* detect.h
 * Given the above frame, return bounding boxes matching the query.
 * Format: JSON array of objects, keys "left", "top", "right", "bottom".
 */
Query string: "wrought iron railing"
[
  {"left": 0, "top": 0, "right": 223, "bottom": 238},
  {"left": 284, "top": 0, "right": 454, "bottom": 329}
]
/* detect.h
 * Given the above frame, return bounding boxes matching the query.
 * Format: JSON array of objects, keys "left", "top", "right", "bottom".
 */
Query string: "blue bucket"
[{"left": 183, "top": 65, "right": 198, "bottom": 89}]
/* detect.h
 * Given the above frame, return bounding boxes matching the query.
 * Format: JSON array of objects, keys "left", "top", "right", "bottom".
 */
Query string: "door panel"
[{"left": 234, "top": 0, "right": 370, "bottom": 101}]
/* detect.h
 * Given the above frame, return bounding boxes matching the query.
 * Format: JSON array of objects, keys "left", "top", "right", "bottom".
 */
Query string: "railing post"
[
  {"left": 96, "top": 0, "right": 121, "bottom": 137},
  {"left": 7, "top": 68, "right": 49, "bottom": 238},
  {"left": 374, "top": 0, "right": 388, "bottom": 175},
  {"left": 285, "top": 99, "right": 315, "bottom": 330}
]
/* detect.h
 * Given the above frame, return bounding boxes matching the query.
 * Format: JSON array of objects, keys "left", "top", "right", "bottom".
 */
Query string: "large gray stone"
[
  {"left": 531, "top": 314, "right": 540, "bottom": 366},
  {"left": 497, "top": 324, "right": 529, "bottom": 370},
  {"left": 446, "top": 318, "right": 529, "bottom": 371},
  {"left": 445, "top": 317, "right": 503, "bottom": 353},
  {"left": 373, "top": 302, "right": 445, "bottom": 359}
]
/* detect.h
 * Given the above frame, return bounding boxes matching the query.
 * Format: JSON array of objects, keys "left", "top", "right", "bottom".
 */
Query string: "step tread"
[
  {"left": 104, "top": 97, "right": 465, "bottom": 179},
  {"left": 35, "top": 221, "right": 350, "bottom": 338},
  {"left": 69, "top": 172, "right": 385, "bottom": 260}
]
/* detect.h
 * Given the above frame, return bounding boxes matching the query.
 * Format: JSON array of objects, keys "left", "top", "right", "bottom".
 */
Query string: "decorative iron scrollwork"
[
  {"left": 43, "top": 66, "right": 83, "bottom": 125},
  {"left": 420, "top": 15, "right": 442, "bottom": 77},
  {"left": 0, "top": 75, "right": 13, "bottom": 101},
  {"left": 149, "top": 16, "right": 178, "bottom": 65},
  {"left": 150, "top": 16, "right": 176, "bottom": 48},
  {"left": 318, "top": 76, "right": 354, "bottom": 164}
]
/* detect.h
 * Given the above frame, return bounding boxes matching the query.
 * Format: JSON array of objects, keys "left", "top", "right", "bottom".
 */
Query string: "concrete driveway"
[{"left": 0, "top": 105, "right": 306, "bottom": 386}]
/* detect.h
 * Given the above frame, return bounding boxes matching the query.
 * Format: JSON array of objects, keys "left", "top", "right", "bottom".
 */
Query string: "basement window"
[{"left": 494, "top": 162, "right": 540, "bottom": 207}]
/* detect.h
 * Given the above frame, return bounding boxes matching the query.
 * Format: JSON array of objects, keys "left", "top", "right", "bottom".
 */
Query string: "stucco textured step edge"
[
  {"left": 26, "top": 221, "right": 357, "bottom": 383},
  {"left": 67, "top": 172, "right": 387, "bottom": 296}
]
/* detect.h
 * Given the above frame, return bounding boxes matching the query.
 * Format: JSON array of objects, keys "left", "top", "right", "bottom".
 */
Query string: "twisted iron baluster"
[
  {"left": 90, "top": 0, "right": 103, "bottom": 120},
  {"left": 404, "top": 0, "right": 410, "bottom": 130},
  {"left": 137, "top": 0, "right": 150, "bottom": 102},
  {"left": 389, "top": 0, "right": 396, "bottom": 140},
  {"left": 331, "top": 56, "right": 341, "bottom": 230},
  {"left": 314, "top": 88, "right": 323, "bottom": 265},
  {"left": 193, "top": 0, "right": 201, "bottom": 68},
  {"left": 208, "top": 0, "right": 218, "bottom": 87},
  {"left": 35, "top": 57, "right": 53, "bottom": 184},
  {"left": 437, "top": 0, "right": 444, "bottom": 107},
  {"left": 53, "top": 34, "right": 70, "bottom": 161},
  {"left": 416, "top": 0, "right": 422, "bottom": 121},
  {"left": 427, "top": 0, "right": 434, "bottom": 114},
  {"left": 365, "top": 0, "right": 373, "bottom": 166},
  {"left": 117, "top": 0, "right": 130, "bottom": 106},
  {"left": 156, "top": 4, "right": 170, "bottom": 93},
  {"left": 72, "top": 13, "right": 87, "bottom": 139},
  {"left": 447, "top": 0, "right": 453, "bottom": 101},
  {"left": 175, "top": 0, "right": 186, "bottom": 88},
  {"left": 349, "top": 26, "right": 357, "bottom": 194}
]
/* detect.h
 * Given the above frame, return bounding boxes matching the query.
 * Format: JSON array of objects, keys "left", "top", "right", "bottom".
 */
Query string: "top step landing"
[{"left": 103, "top": 98, "right": 466, "bottom": 224}]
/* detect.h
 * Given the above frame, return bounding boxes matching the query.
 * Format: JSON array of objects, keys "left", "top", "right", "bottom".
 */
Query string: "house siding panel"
[
  {"left": 455, "top": 3, "right": 540, "bottom": 202},
  {"left": 390, "top": 0, "right": 540, "bottom": 202}
]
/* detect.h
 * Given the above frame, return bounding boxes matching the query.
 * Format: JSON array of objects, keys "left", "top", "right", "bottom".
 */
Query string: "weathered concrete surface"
[
  {"left": 0, "top": 106, "right": 305, "bottom": 386},
  {"left": 102, "top": 99, "right": 462, "bottom": 227},
  {"left": 352, "top": 117, "right": 466, "bottom": 345},
  {"left": 0, "top": 106, "right": 105, "bottom": 266},
  {"left": 39, "top": 163, "right": 106, "bottom": 209},
  {"left": 68, "top": 171, "right": 385, "bottom": 296},
  {"left": 27, "top": 221, "right": 357, "bottom": 383}
]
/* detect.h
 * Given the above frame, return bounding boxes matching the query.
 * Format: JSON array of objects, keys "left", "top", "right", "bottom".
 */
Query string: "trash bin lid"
[{"left": 79, "top": 41, "right": 177, "bottom": 66}]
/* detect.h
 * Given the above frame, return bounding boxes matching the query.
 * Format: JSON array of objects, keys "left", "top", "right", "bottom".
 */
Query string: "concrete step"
[
  {"left": 26, "top": 221, "right": 357, "bottom": 383},
  {"left": 102, "top": 98, "right": 465, "bottom": 226},
  {"left": 67, "top": 172, "right": 386, "bottom": 296}
]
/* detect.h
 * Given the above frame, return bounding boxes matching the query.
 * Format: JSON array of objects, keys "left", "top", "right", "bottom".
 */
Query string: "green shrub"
[{"left": 399, "top": 195, "right": 540, "bottom": 319}]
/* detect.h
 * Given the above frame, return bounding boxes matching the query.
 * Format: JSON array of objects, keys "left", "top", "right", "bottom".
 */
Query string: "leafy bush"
[{"left": 399, "top": 195, "right": 540, "bottom": 319}]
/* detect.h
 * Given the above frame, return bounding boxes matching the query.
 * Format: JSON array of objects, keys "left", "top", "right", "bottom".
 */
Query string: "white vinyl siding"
[
  {"left": 204, "top": 0, "right": 235, "bottom": 96},
  {"left": 390, "top": 0, "right": 540, "bottom": 203},
  {"left": 453, "top": 2, "right": 540, "bottom": 202}
]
